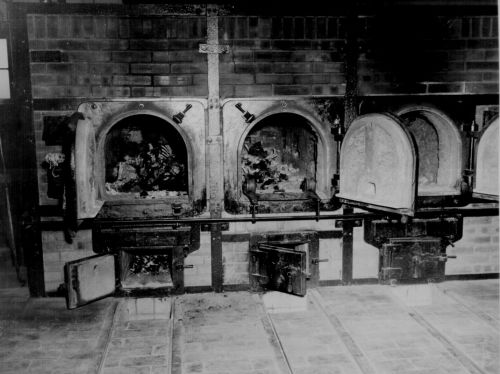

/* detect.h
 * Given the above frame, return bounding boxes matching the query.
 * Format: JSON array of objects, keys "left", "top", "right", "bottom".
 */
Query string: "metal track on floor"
[
  {"left": 309, "top": 289, "right": 379, "bottom": 374},
  {"left": 387, "top": 287, "right": 489, "bottom": 374}
]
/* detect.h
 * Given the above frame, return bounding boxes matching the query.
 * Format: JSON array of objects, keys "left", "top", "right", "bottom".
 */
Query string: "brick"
[
  {"left": 313, "top": 62, "right": 344, "bottom": 73},
  {"left": 464, "top": 82, "right": 499, "bottom": 94},
  {"left": 273, "top": 85, "right": 311, "bottom": 95},
  {"left": 154, "top": 75, "right": 193, "bottom": 86},
  {"left": 482, "top": 17, "right": 492, "bottom": 37},
  {"left": 30, "top": 50, "right": 63, "bottom": 63},
  {"left": 32, "top": 74, "right": 71, "bottom": 86},
  {"left": 170, "top": 63, "right": 207, "bottom": 74},
  {"left": 87, "top": 39, "right": 129, "bottom": 51},
  {"left": 153, "top": 51, "right": 201, "bottom": 62},
  {"left": 129, "top": 39, "right": 170, "bottom": 51},
  {"left": 220, "top": 74, "right": 254, "bottom": 85},
  {"left": 46, "top": 15, "right": 58, "bottom": 38},
  {"left": 293, "top": 74, "right": 330, "bottom": 84},
  {"left": 66, "top": 51, "right": 111, "bottom": 62},
  {"left": 467, "top": 39, "right": 498, "bottom": 49},
  {"left": 272, "top": 40, "right": 313, "bottom": 50},
  {"left": 91, "top": 86, "right": 130, "bottom": 97},
  {"left": 235, "top": 62, "right": 272, "bottom": 74},
  {"left": 90, "top": 63, "right": 129, "bottom": 75},
  {"left": 427, "top": 83, "right": 463, "bottom": 93},
  {"left": 153, "top": 86, "right": 193, "bottom": 96},
  {"left": 113, "top": 51, "right": 151, "bottom": 63},
  {"left": 47, "top": 40, "right": 88, "bottom": 50},
  {"left": 46, "top": 63, "right": 73, "bottom": 74},
  {"left": 131, "top": 64, "right": 170, "bottom": 75},
  {"left": 312, "top": 84, "right": 345, "bottom": 95},
  {"left": 483, "top": 72, "right": 499, "bottom": 81},
  {"left": 256, "top": 74, "right": 293, "bottom": 84},
  {"left": 112, "top": 75, "right": 151, "bottom": 86},
  {"left": 274, "top": 62, "right": 312, "bottom": 74},
  {"left": 485, "top": 50, "right": 499, "bottom": 61},
  {"left": 466, "top": 61, "right": 498, "bottom": 70},
  {"left": 34, "top": 16, "right": 46, "bottom": 39},
  {"left": 234, "top": 84, "right": 273, "bottom": 97}
]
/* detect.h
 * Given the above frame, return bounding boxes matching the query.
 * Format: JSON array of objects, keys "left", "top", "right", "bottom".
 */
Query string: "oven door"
[
  {"left": 474, "top": 117, "right": 498, "bottom": 201},
  {"left": 64, "top": 254, "right": 116, "bottom": 309},
  {"left": 337, "top": 113, "right": 417, "bottom": 216},
  {"left": 75, "top": 103, "right": 104, "bottom": 219},
  {"left": 250, "top": 243, "right": 307, "bottom": 296}
]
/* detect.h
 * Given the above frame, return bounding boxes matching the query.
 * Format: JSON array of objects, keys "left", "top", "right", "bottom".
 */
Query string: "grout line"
[
  {"left": 95, "top": 299, "right": 122, "bottom": 374},
  {"left": 437, "top": 285, "right": 499, "bottom": 329},
  {"left": 309, "top": 289, "right": 379, "bottom": 374},
  {"left": 408, "top": 310, "right": 487, "bottom": 374},
  {"left": 255, "top": 295, "right": 294, "bottom": 374},
  {"left": 167, "top": 297, "right": 174, "bottom": 374},
  {"left": 385, "top": 287, "right": 488, "bottom": 374}
]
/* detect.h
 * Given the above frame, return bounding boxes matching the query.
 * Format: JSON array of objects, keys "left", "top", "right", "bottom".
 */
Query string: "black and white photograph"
[{"left": 0, "top": 0, "right": 498, "bottom": 373}]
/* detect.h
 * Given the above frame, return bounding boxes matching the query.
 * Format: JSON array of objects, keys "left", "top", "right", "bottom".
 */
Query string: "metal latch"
[{"left": 311, "top": 258, "right": 329, "bottom": 265}]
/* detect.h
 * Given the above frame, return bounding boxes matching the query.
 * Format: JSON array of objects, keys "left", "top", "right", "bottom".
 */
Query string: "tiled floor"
[{"left": 0, "top": 279, "right": 498, "bottom": 374}]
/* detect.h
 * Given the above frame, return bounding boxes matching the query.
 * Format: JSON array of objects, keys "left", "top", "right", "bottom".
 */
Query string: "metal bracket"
[
  {"left": 335, "top": 219, "right": 363, "bottom": 228},
  {"left": 201, "top": 223, "right": 229, "bottom": 232},
  {"left": 199, "top": 44, "right": 230, "bottom": 54}
]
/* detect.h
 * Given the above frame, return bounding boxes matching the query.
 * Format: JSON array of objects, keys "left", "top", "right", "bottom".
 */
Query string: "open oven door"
[
  {"left": 337, "top": 113, "right": 417, "bottom": 216},
  {"left": 64, "top": 254, "right": 116, "bottom": 309},
  {"left": 474, "top": 117, "right": 499, "bottom": 201},
  {"left": 75, "top": 102, "right": 104, "bottom": 219}
]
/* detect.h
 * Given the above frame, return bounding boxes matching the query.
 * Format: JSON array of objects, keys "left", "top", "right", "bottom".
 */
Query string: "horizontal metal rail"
[{"left": 91, "top": 205, "right": 498, "bottom": 227}]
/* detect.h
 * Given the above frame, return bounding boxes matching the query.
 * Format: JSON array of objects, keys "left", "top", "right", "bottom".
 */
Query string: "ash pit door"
[
  {"left": 474, "top": 117, "right": 499, "bottom": 201},
  {"left": 64, "top": 254, "right": 116, "bottom": 309},
  {"left": 337, "top": 113, "right": 417, "bottom": 216},
  {"left": 250, "top": 243, "right": 307, "bottom": 296},
  {"left": 75, "top": 102, "right": 104, "bottom": 219}
]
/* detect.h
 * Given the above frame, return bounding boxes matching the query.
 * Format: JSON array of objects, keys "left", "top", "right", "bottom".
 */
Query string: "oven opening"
[
  {"left": 104, "top": 114, "right": 188, "bottom": 199},
  {"left": 120, "top": 250, "right": 173, "bottom": 290},
  {"left": 241, "top": 113, "right": 318, "bottom": 199},
  {"left": 398, "top": 108, "right": 462, "bottom": 196}
]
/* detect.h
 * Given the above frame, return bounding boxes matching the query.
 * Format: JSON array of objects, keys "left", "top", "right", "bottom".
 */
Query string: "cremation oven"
[
  {"left": 338, "top": 105, "right": 497, "bottom": 284},
  {"left": 65, "top": 99, "right": 206, "bottom": 308}
]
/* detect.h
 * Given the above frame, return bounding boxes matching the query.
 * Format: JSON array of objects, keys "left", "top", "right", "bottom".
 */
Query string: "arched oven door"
[
  {"left": 474, "top": 117, "right": 499, "bottom": 201},
  {"left": 337, "top": 113, "right": 417, "bottom": 216},
  {"left": 75, "top": 102, "right": 104, "bottom": 219}
]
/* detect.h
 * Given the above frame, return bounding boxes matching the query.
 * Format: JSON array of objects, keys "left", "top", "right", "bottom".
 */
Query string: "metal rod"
[{"left": 93, "top": 205, "right": 498, "bottom": 226}]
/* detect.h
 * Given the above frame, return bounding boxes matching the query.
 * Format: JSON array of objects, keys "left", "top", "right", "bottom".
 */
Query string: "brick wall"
[
  {"left": 358, "top": 15, "right": 499, "bottom": 94},
  {"left": 184, "top": 232, "right": 212, "bottom": 288},
  {"left": 41, "top": 229, "right": 94, "bottom": 292},
  {"left": 27, "top": 14, "right": 208, "bottom": 100},
  {"left": 446, "top": 216, "right": 499, "bottom": 275},
  {"left": 219, "top": 16, "right": 346, "bottom": 97}
]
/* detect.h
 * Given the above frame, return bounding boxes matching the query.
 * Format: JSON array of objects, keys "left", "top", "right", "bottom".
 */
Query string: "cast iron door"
[
  {"left": 337, "top": 113, "right": 417, "bottom": 216},
  {"left": 251, "top": 243, "right": 307, "bottom": 296},
  {"left": 474, "top": 117, "right": 499, "bottom": 201},
  {"left": 64, "top": 254, "right": 115, "bottom": 309}
]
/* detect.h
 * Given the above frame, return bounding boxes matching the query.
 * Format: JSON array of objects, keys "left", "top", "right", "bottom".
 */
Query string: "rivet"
[
  {"left": 138, "top": 103, "right": 144, "bottom": 110},
  {"left": 91, "top": 103, "right": 97, "bottom": 110}
]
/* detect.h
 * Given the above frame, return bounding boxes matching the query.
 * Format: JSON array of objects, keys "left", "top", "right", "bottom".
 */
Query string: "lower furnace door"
[
  {"left": 64, "top": 254, "right": 116, "bottom": 309},
  {"left": 379, "top": 237, "right": 446, "bottom": 284},
  {"left": 250, "top": 243, "right": 307, "bottom": 296}
]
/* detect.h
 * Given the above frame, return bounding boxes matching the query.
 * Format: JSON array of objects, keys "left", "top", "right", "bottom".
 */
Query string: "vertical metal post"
[
  {"left": 341, "top": 3, "right": 359, "bottom": 285},
  {"left": 205, "top": 5, "right": 224, "bottom": 292}
]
